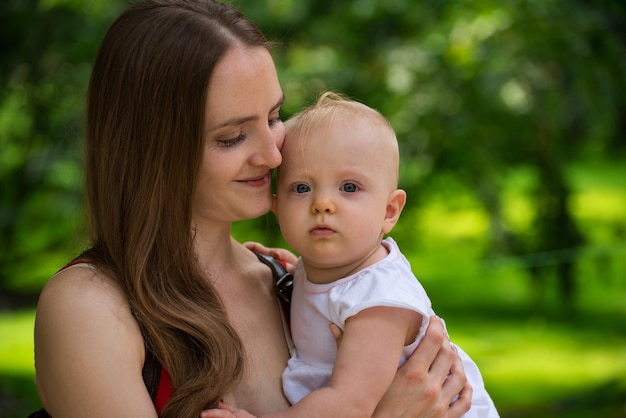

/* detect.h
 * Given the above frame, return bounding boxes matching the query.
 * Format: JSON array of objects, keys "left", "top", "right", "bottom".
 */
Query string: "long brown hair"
[{"left": 82, "top": 1, "right": 270, "bottom": 416}]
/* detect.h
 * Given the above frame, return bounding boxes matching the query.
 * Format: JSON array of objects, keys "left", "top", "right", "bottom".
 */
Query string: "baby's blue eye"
[
  {"left": 341, "top": 183, "right": 358, "bottom": 193},
  {"left": 294, "top": 184, "right": 310, "bottom": 193}
]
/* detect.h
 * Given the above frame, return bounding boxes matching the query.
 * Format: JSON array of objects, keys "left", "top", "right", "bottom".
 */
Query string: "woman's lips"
[{"left": 239, "top": 172, "right": 271, "bottom": 187}]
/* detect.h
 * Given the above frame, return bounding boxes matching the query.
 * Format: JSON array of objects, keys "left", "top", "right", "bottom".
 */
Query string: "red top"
[{"left": 155, "top": 367, "right": 173, "bottom": 415}]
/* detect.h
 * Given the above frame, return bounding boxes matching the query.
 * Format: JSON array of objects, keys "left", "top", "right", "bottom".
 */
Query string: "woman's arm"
[
  {"left": 372, "top": 316, "right": 472, "bottom": 418},
  {"left": 34, "top": 267, "right": 157, "bottom": 418}
]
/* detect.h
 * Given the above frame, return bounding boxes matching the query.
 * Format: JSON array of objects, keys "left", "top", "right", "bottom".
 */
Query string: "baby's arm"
[
  {"left": 202, "top": 314, "right": 466, "bottom": 418},
  {"left": 202, "top": 306, "right": 421, "bottom": 418},
  {"left": 282, "top": 306, "right": 422, "bottom": 418}
]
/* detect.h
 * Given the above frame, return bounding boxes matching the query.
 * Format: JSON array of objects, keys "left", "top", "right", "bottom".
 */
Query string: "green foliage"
[
  {"left": 2, "top": 0, "right": 625, "bottom": 296},
  {"left": 0, "top": 0, "right": 128, "bottom": 288},
  {"left": 242, "top": 0, "right": 626, "bottom": 309}
]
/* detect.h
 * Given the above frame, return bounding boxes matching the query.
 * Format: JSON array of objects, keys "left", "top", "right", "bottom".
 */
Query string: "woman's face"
[{"left": 194, "top": 46, "right": 285, "bottom": 225}]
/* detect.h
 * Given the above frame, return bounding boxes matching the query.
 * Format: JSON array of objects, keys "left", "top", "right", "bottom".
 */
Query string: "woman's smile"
[{"left": 238, "top": 171, "right": 272, "bottom": 187}]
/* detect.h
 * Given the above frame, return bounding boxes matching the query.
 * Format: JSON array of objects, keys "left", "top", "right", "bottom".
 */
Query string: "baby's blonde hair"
[{"left": 285, "top": 92, "right": 400, "bottom": 185}]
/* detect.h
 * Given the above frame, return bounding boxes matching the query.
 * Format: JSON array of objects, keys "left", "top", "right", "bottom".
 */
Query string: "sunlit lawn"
[
  {"left": 2, "top": 274, "right": 625, "bottom": 418},
  {"left": 1, "top": 161, "right": 625, "bottom": 417},
  {"left": 404, "top": 240, "right": 626, "bottom": 418},
  {"left": 444, "top": 295, "right": 626, "bottom": 417},
  {"left": 0, "top": 310, "right": 39, "bottom": 416}
]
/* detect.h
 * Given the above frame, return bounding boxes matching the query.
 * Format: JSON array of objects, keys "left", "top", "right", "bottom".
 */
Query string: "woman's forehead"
[{"left": 205, "top": 46, "right": 281, "bottom": 128}]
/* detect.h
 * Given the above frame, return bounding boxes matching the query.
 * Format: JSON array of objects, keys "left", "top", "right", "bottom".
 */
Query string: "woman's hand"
[
  {"left": 331, "top": 315, "right": 472, "bottom": 418},
  {"left": 374, "top": 315, "right": 472, "bottom": 417},
  {"left": 243, "top": 241, "right": 298, "bottom": 272}
]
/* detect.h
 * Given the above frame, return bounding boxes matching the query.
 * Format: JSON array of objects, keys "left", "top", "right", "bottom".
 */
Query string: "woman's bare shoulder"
[
  {"left": 39, "top": 263, "right": 123, "bottom": 304},
  {"left": 34, "top": 264, "right": 151, "bottom": 417},
  {"left": 36, "top": 264, "right": 138, "bottom": 332},
  {"left": 35, "top": 263, "right": 141, "bottom": 350}
]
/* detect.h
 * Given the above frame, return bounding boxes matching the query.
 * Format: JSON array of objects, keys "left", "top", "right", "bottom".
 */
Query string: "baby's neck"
[{"left": 303, "top": 243, "right": 389, "bottom": 284}]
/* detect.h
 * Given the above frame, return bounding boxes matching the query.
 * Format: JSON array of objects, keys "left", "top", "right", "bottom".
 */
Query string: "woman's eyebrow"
[
  {"left": 208, "top": 94, "right": 285, "bottom": 132},
  {"left": 272, "top": 94, "right": 286, "bottom": 112}
]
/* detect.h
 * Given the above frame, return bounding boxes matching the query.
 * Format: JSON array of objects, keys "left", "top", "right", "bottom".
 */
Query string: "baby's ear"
[
  {"left": 382, "top": 189, "right": 406, "bottom": 234},
  {"left": 271, "top": 194, "right": 278, "bottom": 215}
]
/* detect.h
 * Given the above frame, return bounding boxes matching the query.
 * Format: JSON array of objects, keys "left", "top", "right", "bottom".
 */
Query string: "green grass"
[
  {"left": 0, "top": 310, "right": 41, "bottom": 416},
  {"left": 410, "top": 246, "right": 626, "bottom": 416},
  {"left": 2, "top": 283, "right": 624, "bottom": 417},
  {"left": 0, "top": 311, "right": 35, "bottom": 374},
  {"left": 449, "top": 318, "right": 626, "bottom": 416}
]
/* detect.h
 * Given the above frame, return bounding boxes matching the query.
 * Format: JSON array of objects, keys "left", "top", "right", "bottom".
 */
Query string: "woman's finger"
[
  {"left": 242, "top": 241, "right": 271, "bottom": 254},
  {"left": 405, "top": 316, "right": 447, "bottom": 377},
  {"left": 199, "top": 401, "right": 236, "bottom": 418},
  {"left": 242, "top": 242, "right": 298, "bottom": 271},
  {"left": 447, "top": 379, "right": 473, "bottom": 418},
  {"left": 199, "top": 410, "right": 233, "bottom": 418},
  {"left": 441, "top": 351, "right": 471, "bottom": 407}
]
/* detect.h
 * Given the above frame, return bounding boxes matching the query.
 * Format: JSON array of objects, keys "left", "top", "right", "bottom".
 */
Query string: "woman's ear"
[{"left": 382, "top": 189, "right": 407, "bottom": 234}]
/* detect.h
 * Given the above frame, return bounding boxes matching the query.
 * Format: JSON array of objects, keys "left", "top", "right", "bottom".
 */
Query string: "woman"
[{"left": 33, "top": 1, "right": 472, "bottom": 417}]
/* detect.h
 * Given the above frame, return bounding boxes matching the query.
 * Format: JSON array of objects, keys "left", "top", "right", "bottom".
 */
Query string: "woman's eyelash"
[
  {"left": 219, "top": 133, "right": 246, "bottom": 148},
  {"left": 217, "top": 114, "right": 280, "bottom": 148},
  {"left": 269, "top": 116, "right": 283, "bottom": 127}
]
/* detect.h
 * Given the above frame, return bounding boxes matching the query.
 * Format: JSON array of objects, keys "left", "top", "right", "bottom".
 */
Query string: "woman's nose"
[{"left": 251, "top": 126, "right": 283, "bottom": 168}]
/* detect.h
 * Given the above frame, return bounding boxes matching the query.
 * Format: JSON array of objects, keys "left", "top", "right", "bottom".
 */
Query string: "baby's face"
[{"left": 274, "top": 116, "right": 398, "bottom": 268}]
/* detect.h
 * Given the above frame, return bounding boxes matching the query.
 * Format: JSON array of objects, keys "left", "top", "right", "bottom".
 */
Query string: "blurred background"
[{"left": 1, "top": 0, "right": 625, "bottom": 416}]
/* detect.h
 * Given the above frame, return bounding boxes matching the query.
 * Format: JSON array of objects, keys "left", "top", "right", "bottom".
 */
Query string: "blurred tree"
[
  {"left": 1, "top": 0, "right": 625, "bottom": 308},
  {"left": 245, "top": 0, "right": 626, "bottom": 308},
  {"left": 0, "top": 0, "right": 125, "bottom": 289}
]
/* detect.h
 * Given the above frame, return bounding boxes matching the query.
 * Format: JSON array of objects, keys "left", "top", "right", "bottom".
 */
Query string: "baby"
[{"left": 211, "top": 92, "right": 498, "bottom": 417}]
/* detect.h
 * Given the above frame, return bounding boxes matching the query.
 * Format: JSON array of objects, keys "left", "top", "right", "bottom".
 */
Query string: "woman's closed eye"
[
  {"left": 269, "top": 104, "right": 283, "bottom": 128},
  {"left": 218, "top": 132, "right": 246, "bottom": 148},
  {"left": 268, "top": 116, "right": 283, "bottom": 128}
]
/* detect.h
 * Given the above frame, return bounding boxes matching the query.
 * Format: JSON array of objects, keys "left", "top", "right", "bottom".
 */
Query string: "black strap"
[
  {"left": 142, "top": 346, "right": 162, "bottom": 403},
  {"left": 27, "top": 410, "right": 49, "bottom": 418},
  {"left": 255, "top": 252, "right": 293, "bottom": 319}
]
